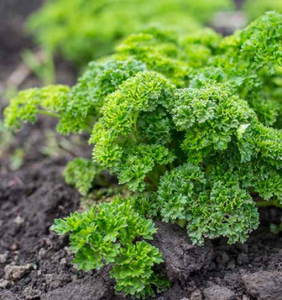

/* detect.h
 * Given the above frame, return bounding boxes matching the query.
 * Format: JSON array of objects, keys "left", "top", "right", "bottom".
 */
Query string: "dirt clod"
[
  {"left": 0, "top": 253, "right": 8, "bottom": 263},
  {"left": 190, "top": 290, "right": 203, "bottom": 300},
  {"left": 203, "top": 285, "right": 235, "bottom": 300},
  {"left": 153, "top": 221, "right": 213, "bottom": 282},
  {"left": 41, "top": 268, "right": 116, "bottom": 300},
  {"left": 242, "top": 271, "right": 282, "bottom": 300},
  {"left": 45, "top": 274, "right": 64, "bottom": 289},
  {"left": 0, "top": 279, "right": 9, "bottom": 289},
  {"left": 0, "top": 290, "right": 18, "bottom": 300},
  {"left": 5, "top": 264, "right": 34, "bottom": 280},
  {"left": 22, "top": 286, "right": 41, "bottom": 299}
]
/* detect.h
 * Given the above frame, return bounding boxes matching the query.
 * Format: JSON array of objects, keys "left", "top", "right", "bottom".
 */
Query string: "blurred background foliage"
[
  {"left": 243, "top": 0, "right": 282, "bottom": 20},
  {"left": 27, "top": 0, "right": 282, "bottom": 68},
  {"left": 27, "top": 0, "right": 234, "bottom": 66}
]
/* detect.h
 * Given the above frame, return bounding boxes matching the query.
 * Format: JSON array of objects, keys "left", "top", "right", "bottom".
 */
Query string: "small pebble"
[
  {"left": 190, "top": 290, "right": 203, "bottom": 300},
  {"left": 5, "top": 264, "right": 34, "bottom": 280},
  {"left": 10, "top": 243, "right": 19, "bottom": 251},
  {"left": 45, "top": 274, "right": 62, "bottom": 289},
  {"left": 0, "top": 279, "right": 9, "bottom": 288},
  {"left": 64, "top": 246, "right": 72, "bottom": 256},
  {"left": 0, "top": 252, "right": 8, "bottom": 263},
  {"left": 22, "top": 286, "right": 41, "bottom": 299},
  {"left": 204, "top": 285, "right": 235, "bottom": 300},
  {"left": 38, "top": 248, "right": 47, "bottom": 260},
  {"left": 60, "top": 258, "right": 67, "bottom": 266},
  {"left": 14, "top": 216, "right": 24, "bottom": 225}
]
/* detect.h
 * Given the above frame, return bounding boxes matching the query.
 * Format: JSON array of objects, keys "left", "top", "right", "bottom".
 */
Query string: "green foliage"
[
  {"left": 115, "top": 27, "right": 223, "bottom": 88},
  {"left": 51, "top": 197, "right": 167, "bottom": 298},
  {"left": 4, "top": 59, "right": 146, "bottom": 135},
  {"left": 27, "top": 0, "right": 233, "bottom": 66},
  {"left": 90, "top": 70, "right": 176, "bottom": 191},
  {"left": 157, "top": 163, "right": 259, "bottom": 245},
  {"left": 90, "top": 12, "right": 282, "bottom": 244},
  {"left": 63, "top": 158, "right": 104, "bottom": 196},
  {"left": 270, "top": 221, "right": 282, "bottom": 235},
  {"left": 243, "top": 0, "right": 282, "bottom": 21},
  {"left": 4, "top": 85, "right": 70, "bottom": 131},
  {"left": 60, "top": 58, "right": 146, "bottom": 134},
  {"left": 5, "top": 11, "right": 282, "bottom": 298}
]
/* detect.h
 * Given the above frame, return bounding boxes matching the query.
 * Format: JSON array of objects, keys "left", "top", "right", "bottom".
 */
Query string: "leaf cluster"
[
  {"left": 63, "top": 158, "right": 104, "bottom": 196},
  {"left": 90, "top": 12, "right": 282, "bottom": 245},
  {"left": 4, "top": 59, "right": 145, "bottom": 135},
  {"left": 51, "top": 197, "right": 168, "bottom": 298}
]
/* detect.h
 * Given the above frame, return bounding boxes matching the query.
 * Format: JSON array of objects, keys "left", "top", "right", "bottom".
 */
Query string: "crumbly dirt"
[
  {"left": 1, "top": 1, "right": 282, "bottom": 300},
  {"left": 1, "top": 165, "right": 282, "bottom": 300}
]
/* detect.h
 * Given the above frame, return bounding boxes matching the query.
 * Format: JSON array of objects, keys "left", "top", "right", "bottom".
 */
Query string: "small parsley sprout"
[{"left": 51, "top": 198, "right": 168, "bottom": 298}]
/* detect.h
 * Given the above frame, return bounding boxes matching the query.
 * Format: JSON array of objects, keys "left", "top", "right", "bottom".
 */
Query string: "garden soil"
[
  {"left": 1, "top": 163, "right": 282, "bottom": 300},
  {"left": 1, "top": 1, "right": 282, "bottom": 299}
]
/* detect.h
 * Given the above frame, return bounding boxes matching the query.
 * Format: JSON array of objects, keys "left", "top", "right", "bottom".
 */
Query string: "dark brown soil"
[
  {"left": 1, "top": 1, "right": 282, "bottom": 300},
  {"left": 1, "top": 166, "right": 282, "bottom": 300}
]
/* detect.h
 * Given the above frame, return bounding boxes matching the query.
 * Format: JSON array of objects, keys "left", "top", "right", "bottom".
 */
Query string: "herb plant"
[
  {"left": 27, "top": 0, "right": 233, "bottom": 66},
  {"left": 5, "top": 12, "right": 282, "bottom": 298},
  {"left": 51, "top": 197, "right": 168, "bottom": 298}
]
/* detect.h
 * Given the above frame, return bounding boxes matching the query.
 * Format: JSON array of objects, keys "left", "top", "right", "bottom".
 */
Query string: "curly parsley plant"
[{"left": 5, "top": 12, "right": 282, "bottom": 298}]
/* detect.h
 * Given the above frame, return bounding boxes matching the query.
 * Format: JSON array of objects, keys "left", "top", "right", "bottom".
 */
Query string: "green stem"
[
  {"left": 81, "top": 123, "right": 92, "bottom": 134},
  {"left": 37, "top": 110, "right": 92, "bottom": 134},
  {"left": 37, "top": 110, "right": 60, "bottom": 118},
  {"left": 147, "top": 167, "right": 162, "bottom": 188},
  {"left": 256, "top": 199, "right": 282, "bottom": 209},
  {"left": 148, "top": 175, "right": 159, "bottom": 187},
  {"left": 177, "top": 219, "right": 187, "bottom": 228},
  {"left": 132, "top": 111, "right": 139, "bottom": 141}
]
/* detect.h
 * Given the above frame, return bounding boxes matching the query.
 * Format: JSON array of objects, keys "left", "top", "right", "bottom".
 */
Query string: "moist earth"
[
  {"left": 1, "top": 0, "right": 282, "bottom": 300},
  {"left": 1, "top": 165, "right": 282, "bottom": 300}
]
